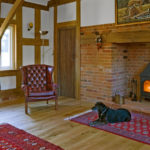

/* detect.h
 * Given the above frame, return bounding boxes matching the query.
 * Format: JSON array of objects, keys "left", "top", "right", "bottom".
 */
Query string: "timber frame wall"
[
  {"left": 0, "top": 1, "right": 49, "bottom": 94},
  {"left": 0, "top": 0, "right": 81, "bottom": 100}
]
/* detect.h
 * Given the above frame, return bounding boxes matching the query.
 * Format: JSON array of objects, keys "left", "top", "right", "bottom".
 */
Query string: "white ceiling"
[{"left": 24, "top": 0, "right": 50, "bottom": 6}]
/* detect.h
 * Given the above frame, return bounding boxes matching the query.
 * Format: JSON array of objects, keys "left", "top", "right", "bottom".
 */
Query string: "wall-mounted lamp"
[
  {"left": 96, "top": 35, "right": 102, "bottom": 50},
  {"left": 39, "top": 30, "right": 48, "bottom": 35},
  {"left": 39, "top": 30, "right": 49, "bottom": 64},
  {"left": 27, "top": 22, "right": 33, "bottom": 31},
  {"left": 93, "top": 31, "right": 102, "bottom": 50}
]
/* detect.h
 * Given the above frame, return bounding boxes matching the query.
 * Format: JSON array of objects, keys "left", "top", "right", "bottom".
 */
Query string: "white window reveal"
[{"left": 1, "top": 26, "right": 14, "bottom": 69}]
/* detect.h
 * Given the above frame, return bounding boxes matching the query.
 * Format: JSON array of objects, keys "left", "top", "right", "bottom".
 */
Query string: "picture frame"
[{"left": 115, "top": 0, "right": 150, "bottom": 25}]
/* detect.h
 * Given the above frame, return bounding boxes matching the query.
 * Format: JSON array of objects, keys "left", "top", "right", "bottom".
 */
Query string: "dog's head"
[{"left": 92, "top": 102, "right": 106, "bottom": 113}]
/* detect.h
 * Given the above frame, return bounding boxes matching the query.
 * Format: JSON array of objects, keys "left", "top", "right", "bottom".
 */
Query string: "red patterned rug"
[
  {"left": 0, "top": 123, "right": 63, "bottom": 150},
  {"left": 70, "top": 111, "right": 150, "bottom": 145}
]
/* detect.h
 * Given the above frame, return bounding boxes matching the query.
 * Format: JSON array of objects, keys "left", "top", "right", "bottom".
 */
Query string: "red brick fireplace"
[{"left": 80, "top": 23, "right": 150, "bottom": 102}]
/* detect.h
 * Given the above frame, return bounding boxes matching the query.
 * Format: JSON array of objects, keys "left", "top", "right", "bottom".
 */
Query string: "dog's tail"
[
  {"left": 125, "top": 117, "right": 131, "bottom": 122},
  {"left": 125, "top": 112, "right": 131, "bottom": 122},
  {"left": 125, "top": 110, "right": 131, "bottom": 122}
]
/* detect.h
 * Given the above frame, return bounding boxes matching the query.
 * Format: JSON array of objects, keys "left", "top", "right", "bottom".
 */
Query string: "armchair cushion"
[{"left": 28, "top": 90, "right": 55, "bottom": 97}]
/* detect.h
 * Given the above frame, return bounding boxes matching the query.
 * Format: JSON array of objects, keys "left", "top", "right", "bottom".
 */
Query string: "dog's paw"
[
  {"left": 89, "top": 120, "right": 107, "bottom": 126},
  {"left": 89, "top": 120, "right": 100, "bottom": 126},
  {"left": 89, "top": 121, "right": 95, "bottom": 127}
]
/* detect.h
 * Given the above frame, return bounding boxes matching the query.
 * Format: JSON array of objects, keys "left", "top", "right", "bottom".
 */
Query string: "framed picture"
[{"left": 115, "top": 0, "right": 150, "bottom": 25}]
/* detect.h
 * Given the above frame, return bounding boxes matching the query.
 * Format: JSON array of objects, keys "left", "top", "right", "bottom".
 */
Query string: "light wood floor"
[{"left": 0, "top": 97, "right": 150, "bottom": 150}]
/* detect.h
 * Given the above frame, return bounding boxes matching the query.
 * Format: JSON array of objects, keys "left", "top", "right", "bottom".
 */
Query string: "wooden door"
[{"left": 57, "top": 27, "right": 76, "bottom": 98}]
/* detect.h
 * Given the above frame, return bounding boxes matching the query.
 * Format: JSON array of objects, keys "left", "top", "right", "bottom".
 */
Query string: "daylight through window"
[{"left": 1, "top": 26, "right": 14, "bottom": 69}]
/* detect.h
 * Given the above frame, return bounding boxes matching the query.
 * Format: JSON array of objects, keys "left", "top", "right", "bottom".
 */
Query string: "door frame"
[{"left": 54, "top": 0, "right": 80, "bottom": 99}]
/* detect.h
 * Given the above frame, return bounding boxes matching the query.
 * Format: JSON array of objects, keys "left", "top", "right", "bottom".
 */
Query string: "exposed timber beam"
[
  {"left": 23, "top": 1, "right": 49, "bottom": 10},
  {"left": 0, "top": 0, "right": 24, "bottom": 38},
  {"left": 48, "top": 0, "right": 76, "bottom": 7},
  {"left": 1, "top": 0, "right": 49, "bottom": 11}
]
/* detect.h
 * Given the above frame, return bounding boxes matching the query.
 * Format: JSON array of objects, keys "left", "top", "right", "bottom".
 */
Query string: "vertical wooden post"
[
  {"left": 54, "top": 6, "right": 58, "bottom": 83},
  {"left": 0, "top": 0, "right": 1, "bottom": 62},
  {"left": 35, "top": 9, "right": 41, "bottom": 64},
  {"left": 0, "top": 1, "right": 1, "bottom": 18},
  {"left": 16, "top": 7, "right": 22, "bottom": 89},
  {"left": 75, "top": 0, "right": 81, "bottom": 99}
]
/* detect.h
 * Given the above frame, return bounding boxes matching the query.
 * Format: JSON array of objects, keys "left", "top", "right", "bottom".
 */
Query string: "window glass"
[{"left": 1, "top": 27, "right": 13, "bottom": 69}]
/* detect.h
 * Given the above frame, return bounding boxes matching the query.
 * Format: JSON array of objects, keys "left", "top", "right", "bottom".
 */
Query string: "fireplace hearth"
[{"left": 140, "top": 63, "right": 150, "bottom": 100}]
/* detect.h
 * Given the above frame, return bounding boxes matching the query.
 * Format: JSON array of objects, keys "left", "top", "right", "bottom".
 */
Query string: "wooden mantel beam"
[
  {"left": 0, "top": 0, "right": 24, "bottom": 39},
  {"left": 105, "top": 30, "right": 150, "bottom": 43},
  {"left": 81, "top": 30, "right": 150, "bottom": 45}
]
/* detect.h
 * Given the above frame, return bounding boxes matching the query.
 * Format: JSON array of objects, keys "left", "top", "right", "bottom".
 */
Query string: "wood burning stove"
[{"left": 140, "top": 63, "right": 150, "bottom": 99}]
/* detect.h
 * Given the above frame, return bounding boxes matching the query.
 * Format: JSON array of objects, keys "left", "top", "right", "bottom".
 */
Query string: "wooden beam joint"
[{"left": 0, "top": 0, "right": 24, "bottom": 38}]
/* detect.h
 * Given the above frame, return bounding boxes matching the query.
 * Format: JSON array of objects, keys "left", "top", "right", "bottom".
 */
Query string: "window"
[{"left": 1, "top": 26, "right": 15, "bottom": 70}]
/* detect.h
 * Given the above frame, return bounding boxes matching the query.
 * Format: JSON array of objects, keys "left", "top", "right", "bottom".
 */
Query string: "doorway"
[{"left": 57, "top": 27, "right": 76, "bottom": 98}]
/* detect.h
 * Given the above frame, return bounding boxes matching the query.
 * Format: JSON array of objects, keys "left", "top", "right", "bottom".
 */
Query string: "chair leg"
[
  {"left": 25, "top": 101, "right": 28, "bottom": 114},
  {"left": 55, "top": 98, "right": 58, "bottom": 110},
  {"left": 46, "top": 100, "right": 48, "bottom": 104}
]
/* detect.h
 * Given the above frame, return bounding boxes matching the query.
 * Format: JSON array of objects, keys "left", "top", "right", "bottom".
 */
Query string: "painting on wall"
[{"left": 116, "top": 0, "right": 150, "bottom": 25}]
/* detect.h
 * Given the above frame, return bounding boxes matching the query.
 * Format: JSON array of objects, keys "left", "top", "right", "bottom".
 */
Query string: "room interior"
[{"left": 0, "top": 0, "right": 150, "bottom": 149}]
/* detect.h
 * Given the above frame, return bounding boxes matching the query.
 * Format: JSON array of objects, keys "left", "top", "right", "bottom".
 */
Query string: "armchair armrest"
[
  {"left": 52, "top": 83, "right": 58, "bottom": 91},
  {"left": 21, "top": 84, "right": 29, "bottom": 96},
  {"left": 52, "top": 83, "right": 58, "bottom": 96}
]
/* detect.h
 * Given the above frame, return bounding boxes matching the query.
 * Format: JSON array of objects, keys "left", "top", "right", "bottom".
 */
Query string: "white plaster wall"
[
  {"left": 22, "top": 7, "right": 35, "bottom": 38},
  {"left": 23, "top": 46, "right": 35, "bottom": 66},
  {"left": 1, "top": 3, "right": 13, "bottom": 18},
  {"left": 57, "top": 2, "right": 76, "bottom": 23},
  {"left": 0, "top": 76, "right": 16, "bottom": 90},
  {"left": 41, "top": 7, "right": 54, "bottom": 66},
  {"left": 41, "top": 46, "right": 53, "bottom": 65},
  {"left": 81, "top": 0, "right": 115, "bottom": 26},
  {"left": 41, "top": 10, "right": 50, "bottom": 39}
]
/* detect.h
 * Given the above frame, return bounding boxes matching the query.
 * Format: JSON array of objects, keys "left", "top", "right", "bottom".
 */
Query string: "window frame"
[{"left": 0, "top": 25, "right": 16, "bottom": 70}]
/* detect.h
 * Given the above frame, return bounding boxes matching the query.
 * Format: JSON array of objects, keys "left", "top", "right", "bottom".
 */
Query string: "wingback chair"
[{"left": 20, "top": 64, "right": 58, "bottom": 114}]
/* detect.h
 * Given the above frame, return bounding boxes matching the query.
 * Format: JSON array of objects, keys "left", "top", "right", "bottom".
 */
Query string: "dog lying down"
[{"left": 89, "top": 102, "right": 131, "bottom": 126}]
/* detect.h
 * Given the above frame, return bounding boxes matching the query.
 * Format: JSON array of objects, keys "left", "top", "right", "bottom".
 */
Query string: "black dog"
[{"left": 89, "top": 102, "right": 131, "bottom": 126}]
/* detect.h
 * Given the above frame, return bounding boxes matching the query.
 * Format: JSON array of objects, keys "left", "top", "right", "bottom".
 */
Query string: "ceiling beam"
[
  {"left": 23, "top": 2, "right": 49, "bottom": 10},
  {"left": 0, "top": 0, "right": 24, "bottom": 38},
  {"left": 1, "top": 0, "right": 49, "bottom": 11},
  {"left": 48, "top": 0, "right": 76, "bottom": 7}
]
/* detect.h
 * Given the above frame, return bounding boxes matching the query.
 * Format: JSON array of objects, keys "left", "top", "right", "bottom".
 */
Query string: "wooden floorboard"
[{"left": 0, "top": 97, "right": 150, "bottom": 150}]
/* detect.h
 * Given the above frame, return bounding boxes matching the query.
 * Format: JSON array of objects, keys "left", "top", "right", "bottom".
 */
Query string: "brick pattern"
[
  {"left": 112, "top": 44, "right": 128, "bottom": 96},
  {"left": 81, "top": 23, "right": 150, "bottom": 102},
  {"left": 81, "top": 43, "right": 113, "bottom": 101}
]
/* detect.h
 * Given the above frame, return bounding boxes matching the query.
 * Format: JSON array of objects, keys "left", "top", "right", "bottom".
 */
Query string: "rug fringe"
[{"left": 64, "top": 110, "right": 92, "bottom": 120}]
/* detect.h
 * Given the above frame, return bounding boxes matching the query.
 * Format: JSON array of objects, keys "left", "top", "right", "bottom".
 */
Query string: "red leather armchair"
[{"left": 20, "top": 64, "right": 58, "bottom": 114}]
